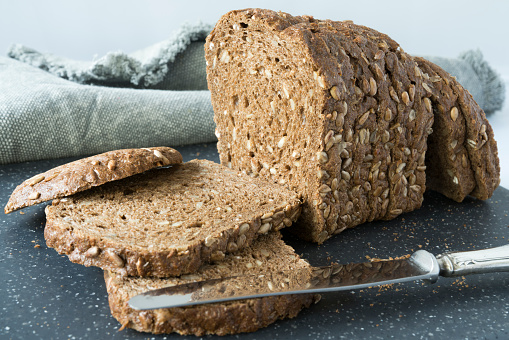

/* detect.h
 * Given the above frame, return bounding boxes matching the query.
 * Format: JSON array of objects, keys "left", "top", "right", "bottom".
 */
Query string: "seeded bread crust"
[
  {"left": 414, "top": 57, "right": 476, "bottom": 202},
  {"left": 4, "top": 147, "right": 183, "bottom": 214},
  {"left": 414, "top": 57, "right": 500, "bottom": 201},
  {"left": 44, "top": 159, "right": 302, "bottom": 277},
  {"left": 206, "top": 9, "right": 433, "bottom": 243},
  {"left": 104, "top": 232, "right": 318, "bottom": 336}
]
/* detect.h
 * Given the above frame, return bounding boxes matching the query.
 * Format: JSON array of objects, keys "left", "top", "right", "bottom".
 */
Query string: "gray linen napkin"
[
  {"left": 7, "top": 22, "right": 213, "bottom": 90},
  {"left": 1, "top": 23, "right": 215, "bottom": 165},
  {"left": 1, "top": 22, "right": 505, "bottom": 165},
  {"left": 0, "top": 56, "right": 214, "bottom": 164}
]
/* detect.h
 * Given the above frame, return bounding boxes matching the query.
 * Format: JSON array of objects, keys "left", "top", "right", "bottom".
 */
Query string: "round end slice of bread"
[
  {"left": 4, "top": 147, "right": 183, "bottom": 214},
  {"left": 44, "top": 159, "right": 302, "bottom": 277},
  {"left": 104, "top": 232, "right": 318, "bottom": 336},
  {"left": 414, "top": 57, "right": 500, "bottom": 201}
]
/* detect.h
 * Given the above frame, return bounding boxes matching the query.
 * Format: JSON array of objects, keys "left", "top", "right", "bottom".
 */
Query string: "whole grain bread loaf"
[
  {"left": 44, "top": 159, "right": 302, "bottom": 277},
  {"left": 206, "top": 9, "right": 435, "bottom": 243},
  {"left": 105, "top": 232, "right": 317, "bottom": 336},
  {"left": 414, "top": 57, "right": 500, "bottom": 202},
  {"left": 4, "top": 147, "right": 183, "bottom": 214}
]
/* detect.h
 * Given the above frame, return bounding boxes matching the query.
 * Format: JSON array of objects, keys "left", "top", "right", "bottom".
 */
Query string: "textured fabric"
[
  {"left": 1, "top": 23, "right": 215, "bottom": 165},
  {"left": 2, "top": 20, "right": 505, "bottom": 164},
  {"left": 7, "top": 23, "right": 213, "bottom": 89},
  {"left": 0, "top": 57, "right": 214, "bottom": 164}
]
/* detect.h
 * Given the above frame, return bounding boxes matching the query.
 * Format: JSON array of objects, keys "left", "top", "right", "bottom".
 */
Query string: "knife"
[{"left": 128, "top": 244, "right": 509, "bottom": 310}]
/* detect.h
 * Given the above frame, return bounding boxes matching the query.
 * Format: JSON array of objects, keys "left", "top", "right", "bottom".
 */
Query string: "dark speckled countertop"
[{"left": 1, "top": 143, "right": 508, "bottom": 340}]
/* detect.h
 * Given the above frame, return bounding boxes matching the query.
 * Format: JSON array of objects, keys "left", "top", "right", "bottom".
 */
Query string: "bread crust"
[
  {"left": 104, "top": 232, "right": 318, "bottom": 336},
  {"left": 44, "top": 160, "right": 302, "bottom": 277},
  {"left": 4, "top": 147, "right": 183, "bottom": 213}
]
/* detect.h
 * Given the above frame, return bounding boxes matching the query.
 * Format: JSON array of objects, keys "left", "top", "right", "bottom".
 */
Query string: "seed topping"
[
  {"left": 29, "top": 191, "right": 41, "bottom": 200},
  {"left": 358, "top": 110, "right": 370, "bottom": 126},
  {"left": 450, "top": 107, "right": 459, "bottom": 122},
  {"left": 330, "top": 86, "right": 341, "bottom": 100},
  {"left": 317, "top": 151, "right": 328, "bottom": 164},
  {"left": 369, "top": 78, "right": 377, "bottom": 96},
  {"left": 107, "top": 160, "right": 116, "bottom": 171},
  {"left": 424, "top": 98, "right": 432, "bottom": 112}
]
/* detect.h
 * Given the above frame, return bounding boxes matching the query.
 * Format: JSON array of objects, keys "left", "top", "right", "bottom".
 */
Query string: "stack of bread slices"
[
  {"left": 5, "top": 8, "right": 500, "bottom": 336},
  {"left": 5, "top": 147, "right": 317, "bottom": 335}
]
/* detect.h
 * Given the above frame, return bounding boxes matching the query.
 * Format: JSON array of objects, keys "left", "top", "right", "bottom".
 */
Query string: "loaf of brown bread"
[
  {"left": 4, "top": 147, "right": 183, "bottom": 213},
  {"left": 206, "top": 9, "right": 435, "bottom": 243},
  {"left": 44, "top": 159, "right": 302, "bottom": 277},
  {"left": 105, "top": 232, "right": 318, "bottom": 336},
  {"left": 414, "top": 57, "right": 500, "bottom": 202}
]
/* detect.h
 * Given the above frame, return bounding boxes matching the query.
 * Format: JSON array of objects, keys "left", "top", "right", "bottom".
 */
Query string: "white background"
[{"left": 1, "top": 0, "right": 508, "bottom": 186}]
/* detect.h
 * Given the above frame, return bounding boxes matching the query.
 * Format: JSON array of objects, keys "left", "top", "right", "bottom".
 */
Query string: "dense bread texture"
[
  {"left": 414, "top": 57, "right": 500, "bottom": 202},
  {"left": 44, "top": 159, "right": 302, "bottom": 277},
  {"left": 105, "top": 232, "right": 318, "bottom": 336},
  {"left": 206, "top": 9, "right": 434, "bottom": 243},
  {"left": 4, "top": 147, "right": 183, "bottom": 214}
]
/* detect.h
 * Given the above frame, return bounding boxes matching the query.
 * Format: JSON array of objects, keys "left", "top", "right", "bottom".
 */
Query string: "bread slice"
[
  {"left": 414, "top": 57, "right": 500, "bottom": 201},
  {"left": 104, "top": 232, "right": 318, "bottom": 336},
  {"left": 4, "top": 147, "right": 183, "bottom": 214},
  {"left": 44, "top": 159, "right": 302, "bottom": 277},
  {"left": 206, "top": 9, "right": 434, "bottom": 243}
]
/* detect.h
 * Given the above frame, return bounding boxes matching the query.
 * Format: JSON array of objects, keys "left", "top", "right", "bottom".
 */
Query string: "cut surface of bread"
[
  {"left": 105, "top": 232, "right": 318, "bottom": 336},
  {"left": 44, "top": 159, "right": 302, "bottom": 277},
  {"left": 206, "top": 9, "right": 434, "bottom": 243},
  {"left": 414, "top": 57, "right": 500, "bottom": 201},
  {"left": 4, "top": 147, "right": 183, "bottom": 214}
]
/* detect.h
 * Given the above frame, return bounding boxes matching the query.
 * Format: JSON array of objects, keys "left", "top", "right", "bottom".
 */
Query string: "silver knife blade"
[
  {"left": 128, "top": 244, "right": 509, "bottom": 310},
  {"left": 128, "top": 249, "right": 440, "bottom": 310}
]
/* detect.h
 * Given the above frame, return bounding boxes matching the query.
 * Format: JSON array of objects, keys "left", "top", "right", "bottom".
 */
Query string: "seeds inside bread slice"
[
  {"left": 44, "top": 159, "right": 302, "bottom": 277},
  {"left": 4, "top": 147, "right": 183, "bottom": 214},
  {"left": 104, "top": 231, "right": 318, "bottom": 336}
]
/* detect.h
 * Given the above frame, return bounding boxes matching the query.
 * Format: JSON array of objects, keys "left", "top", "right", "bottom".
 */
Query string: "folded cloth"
[
  {"left": 7, "top": 22, "right": 213, "bottom": 90},
  {"left": 0, "top": 56, "right": 215, "bottom": 165},
  {"left": 1, "top": 23, "right": 216, "bottom": 165},
  {"left": 2, "top": 22, "right": 505, "bottom": 165}
]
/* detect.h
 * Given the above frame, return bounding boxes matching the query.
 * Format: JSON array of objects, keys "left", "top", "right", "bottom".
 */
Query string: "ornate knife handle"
[{"left": 436, "top": 244, "right": 509, "bottom": 277}]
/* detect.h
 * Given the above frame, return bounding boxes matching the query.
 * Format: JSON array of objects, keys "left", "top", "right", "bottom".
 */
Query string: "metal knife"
[{"left": 129, "top": 244, "right": 509, "bottom": 310}]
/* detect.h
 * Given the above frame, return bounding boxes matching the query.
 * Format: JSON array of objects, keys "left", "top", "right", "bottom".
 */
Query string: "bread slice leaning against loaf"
[
  {"left": 4, "top": 147, "right": 183, "bottom": 214},
  {"left": 44, "top": 159, "right": 302, "bottom": 277},
  {"left": 206, "top": 9, "right": 435, "bottom": 243},
  {"left": 414, "top": 57, "right": 500, "bottom": 202},
  {"left": 105, "top": 232, "right": 319, "bottom": 336}
]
